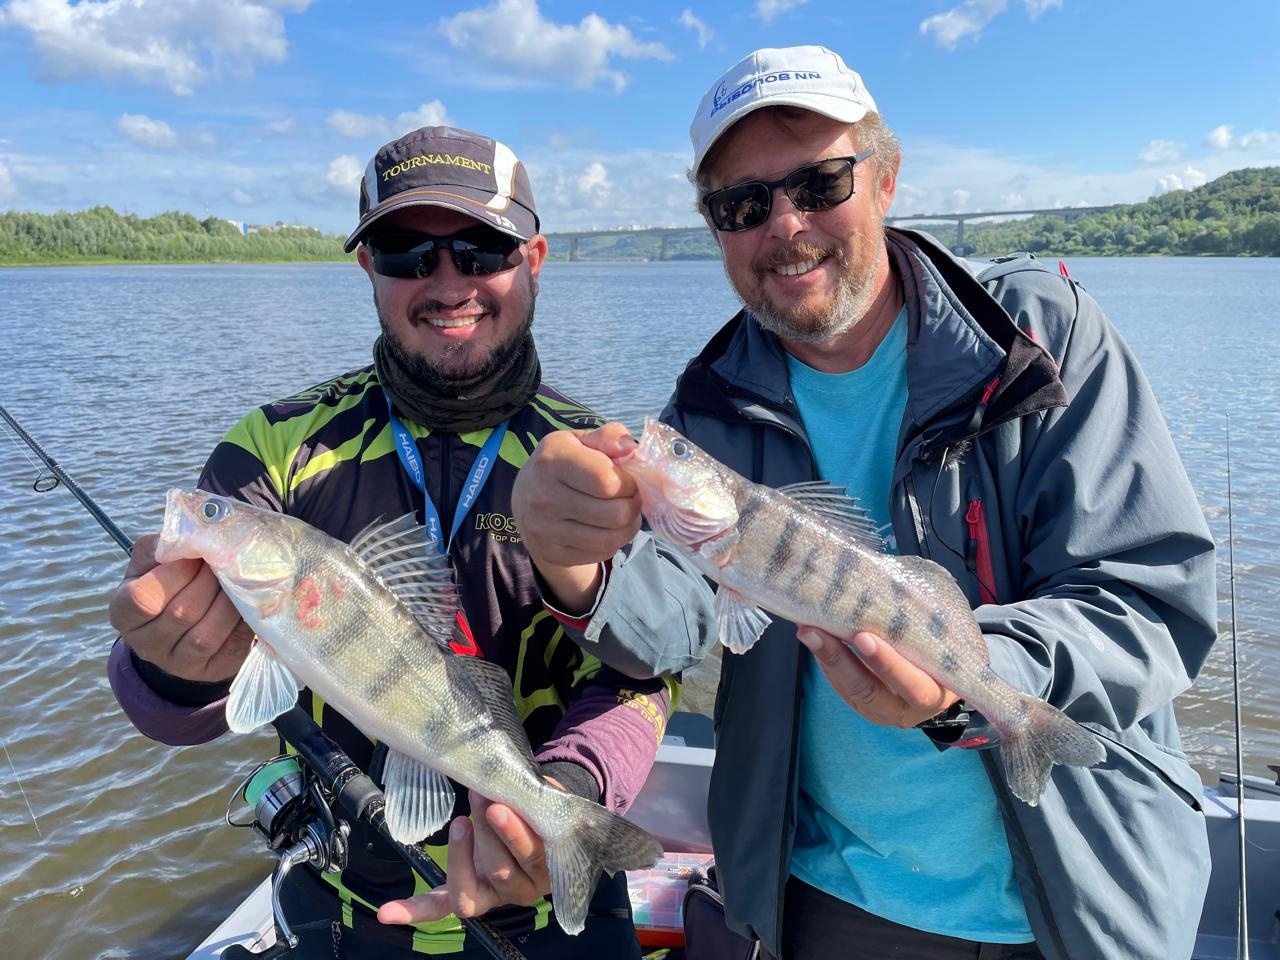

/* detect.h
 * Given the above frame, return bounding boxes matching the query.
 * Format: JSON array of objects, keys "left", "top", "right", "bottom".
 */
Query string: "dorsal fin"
[
  {"left": 776, "top": 481, "right": 886, "bottom": 552},
  {"left": 445, "top": 655, "right": 536, "bottom": 763},
  {"left": 348, "top": 513, "right": 457, "bottom": 644}
]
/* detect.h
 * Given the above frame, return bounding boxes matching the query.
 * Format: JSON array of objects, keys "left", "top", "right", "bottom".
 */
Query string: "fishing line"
[
  {"left": 0, "top": 736, "right": 41, "bottom": 839},
  {"left": 1226, "top": 415, "right": 1250, "bottom": 960},
  {"left": 0, "top": 421, "right": 57, "bottom": 491}
]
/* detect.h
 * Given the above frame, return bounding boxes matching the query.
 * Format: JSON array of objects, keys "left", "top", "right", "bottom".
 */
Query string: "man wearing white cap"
[{"left": 514, "top": 46, "right": 1217, "bottom": 960}]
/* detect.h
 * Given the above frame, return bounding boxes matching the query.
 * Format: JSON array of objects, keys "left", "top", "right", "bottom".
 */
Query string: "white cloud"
[
  {"left": 951, "top": 188, "right": 972, "bottom": 211},
  {"left": 888, "top": 137, "right": 1245, "bottom": 220},
  {"left": 1024, "top": 0, "right": 1062, "bottom": 16},
  {"left": 324, "top": 155, "right": 363, "bottom": 195},
  {"left": 438, "top": 0, "right": 671, "bottom": 92},
  {"left": 919, "top": 0, "right": 1006, "bottom": 48},
  {"left": 1155, "top": 166, "right": 1208, "bottom": 194},
  {"left": 1138, "top": 139, "right": 1183, "bottom": 164},
  {"left": 576, "top": 161, "right": 612, "bottom": 207},
  {"left": 0, "top": 0, "right": 313, "bottom": 95},
  {"left": 755, "top": 0, "right": 806, "bottom": 23},
  {"left": 920, "top": 0, "right": 1061, "bottom": 49},
  {"left": 230, "top": 187, "right": 254, "bottom": 205},
  {"left": 1240, "top": 129, "right": 1280, "bottom": 150},
  {"left": 116, "top": 113, "right": 178, "bottom": 148},
  {"left": 1205, "top": 124, "right": 1233, "bottom": 149},
  {"left": 677, "top": 8, "right": 712, "bottom": 48},
  {"left": 264, "top": 118, "right": 296, "bottom": 136},
  {"left": 327, "top": 101, "right": 451, "bottom": 140},
  {"left": 527, "top": 146, "right": 696, "bottom": 231}
]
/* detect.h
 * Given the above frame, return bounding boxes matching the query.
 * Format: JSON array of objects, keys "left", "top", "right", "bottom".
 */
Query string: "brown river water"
[{"left": 0, "top": 257, "right": 1276, "bottom": 958}]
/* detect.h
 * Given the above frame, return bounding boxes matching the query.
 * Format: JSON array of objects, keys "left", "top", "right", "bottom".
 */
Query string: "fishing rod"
[
  {"left": 1, "top": 405, "right": 527, "bottom": 960},
  {"left": 0, "top": 404, "right": 134, "bottom": 555},
  {"left": 1226, "top": 417, "right": 1250, "bottom": 960}
]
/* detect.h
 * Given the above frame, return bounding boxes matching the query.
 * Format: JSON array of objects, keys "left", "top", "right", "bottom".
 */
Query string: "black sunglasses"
[
  {"left": 368, "top": 228, "right": 524, "bottom": 279},
  {"left": 702, "top": 150, "right": 877, "bottom": 233}
]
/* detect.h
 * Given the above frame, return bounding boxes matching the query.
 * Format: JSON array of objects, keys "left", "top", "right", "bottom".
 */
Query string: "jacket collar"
[{"left": 673, "top": 227, "right": 1066, "bottom": 447}]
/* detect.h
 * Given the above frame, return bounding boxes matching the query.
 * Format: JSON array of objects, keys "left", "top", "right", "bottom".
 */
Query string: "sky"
[{"left": 0, "top": 0, "right": 1277, "bottom": 235}]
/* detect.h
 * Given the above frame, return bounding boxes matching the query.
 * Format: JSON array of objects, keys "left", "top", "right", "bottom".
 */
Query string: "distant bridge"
[
  {"left": 545, "top": 204, "right": 1122, "bottom": 259},
  {"left": 885, "top": 205, "right": 1120, "bottom": 253}
]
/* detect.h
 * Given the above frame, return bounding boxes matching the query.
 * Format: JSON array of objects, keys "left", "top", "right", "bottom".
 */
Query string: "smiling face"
[
  {"left": 356, "top": 205, "right": 548, "bottom": 393},
  {"left": 702, "top": 108, "right": 898, "bottom": 354}
]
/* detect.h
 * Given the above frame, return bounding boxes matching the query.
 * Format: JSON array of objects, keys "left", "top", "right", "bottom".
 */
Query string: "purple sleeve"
[
  {"left": 107, "top": 640, "right": 230, "bottom": 746},
  {"left": 533, "top": 674, "right": 672, "bottom": 814}
]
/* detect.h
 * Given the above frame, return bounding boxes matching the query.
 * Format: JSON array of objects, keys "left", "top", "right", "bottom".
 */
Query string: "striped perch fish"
[
  {"left": 616, "top": 419, "right": 1104, "bottom": 805},
  {"left": 155, "top": 489, "right": 662, "bottom": 934}
]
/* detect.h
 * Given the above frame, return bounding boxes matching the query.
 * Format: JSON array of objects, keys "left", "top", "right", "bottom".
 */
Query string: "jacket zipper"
[{"left": 964, "top": 497, "right": 998, "bottom": 605}]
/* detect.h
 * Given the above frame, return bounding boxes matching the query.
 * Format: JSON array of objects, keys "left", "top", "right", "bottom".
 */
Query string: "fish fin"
[
  {"left": 226, "top": 641, "right": 299, "bottom": 733},
  {"left": 348, "top": 513, "right": 458, "bottom": 645},
  {"left": 444, "top": 656, "right": 536, "bottom": 763},
  {"left": 1000, "top": 696, "right": 1107, "bottom": 805},
  {"left": 697, "top": 528, "right": 738, "bottom": 567},
  {"left": 545, "top": 796, "right": 664, "bottom": 935},
  {"left": 715, "top": 586, "right": 772, "bottom": 654},
  {"left": 382, "top": 750, "right": 456, "bottom": 843},
  {"left": 777, "top": 481, "right": 886, "bottom": 551}
]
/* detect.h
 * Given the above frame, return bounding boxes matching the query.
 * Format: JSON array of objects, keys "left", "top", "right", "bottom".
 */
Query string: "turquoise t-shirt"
[{"left": 784, "top": 309, "right": 1032, "bottom": 942}]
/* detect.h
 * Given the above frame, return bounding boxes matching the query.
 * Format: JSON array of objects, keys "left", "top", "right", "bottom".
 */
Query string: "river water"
[{"left": 0, "top": 256, "right": 1276, "bottom": 958}]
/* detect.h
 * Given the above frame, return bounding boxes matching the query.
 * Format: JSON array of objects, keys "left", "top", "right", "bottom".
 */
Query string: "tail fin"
[
  {"left": 544, "top": 797, "right": 664, "bottom": 935},
  {"left": 1000, "top": 695, "right": 1106, "bottom": 806}
]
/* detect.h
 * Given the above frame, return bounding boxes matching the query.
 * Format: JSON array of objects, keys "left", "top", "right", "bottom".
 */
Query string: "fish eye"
[
  {"left": 670, "top": 439, "right": 692, "bottom": 459},
  {"left": 200, "top": 499, "right": 228, "bottom": 522}
]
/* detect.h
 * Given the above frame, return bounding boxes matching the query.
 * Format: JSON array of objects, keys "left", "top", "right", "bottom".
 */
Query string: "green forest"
[
  {"left": 0, "top": 205, "right": 347, "bottom": 265},
  {"left": 2, "top": 166, "right": 1277, "bottom": 266}
]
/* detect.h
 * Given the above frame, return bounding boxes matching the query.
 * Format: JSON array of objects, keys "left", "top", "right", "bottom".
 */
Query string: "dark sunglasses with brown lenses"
[{"left": 703, "top": 150, "right": 877, "bottom": 233}]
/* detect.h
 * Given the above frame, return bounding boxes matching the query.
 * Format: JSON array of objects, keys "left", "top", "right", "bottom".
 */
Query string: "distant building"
[{"left": 222, "top": 219, "right": 249, "bottom": 235}]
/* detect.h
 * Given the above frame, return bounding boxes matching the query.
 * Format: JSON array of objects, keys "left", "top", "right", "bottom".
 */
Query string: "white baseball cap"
[{"left": 689, "top": 45, "right": 878, "bottom": 177}]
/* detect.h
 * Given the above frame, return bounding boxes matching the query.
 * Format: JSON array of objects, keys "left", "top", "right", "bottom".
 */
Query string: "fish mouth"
[{"left": 155, "top": 489, "right": 199, "bottom": 562}]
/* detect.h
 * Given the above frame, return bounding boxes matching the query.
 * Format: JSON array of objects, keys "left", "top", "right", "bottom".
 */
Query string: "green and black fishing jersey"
[{"left": 192, "top": 363, "right": 675, "bottom": 953}]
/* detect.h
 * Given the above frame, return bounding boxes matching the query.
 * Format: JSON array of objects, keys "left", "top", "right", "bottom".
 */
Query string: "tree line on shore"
[
  {"left": 0, "top": 206, "right": 346, "bottom": 264},
  {"left": 2, "top": 167, "right": 1277, "bottom": 266}
]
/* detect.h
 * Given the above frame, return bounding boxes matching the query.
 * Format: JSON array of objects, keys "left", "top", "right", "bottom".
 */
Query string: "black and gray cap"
[{"left": 343, "top": 126, "right": 539, "bottom": 252}]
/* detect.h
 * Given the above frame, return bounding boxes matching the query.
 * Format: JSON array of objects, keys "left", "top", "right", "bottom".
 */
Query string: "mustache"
[
  {"left": 408, "top": 296, "right": 498, "bottom": 321},
  {"left": 754, "top": 241, "right": 845, "bottom": 275}
]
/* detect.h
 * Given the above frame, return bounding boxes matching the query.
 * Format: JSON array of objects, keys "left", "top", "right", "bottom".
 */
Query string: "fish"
[
  {"left": 154, "top": 488, "right": 663, "bottom": 934},
  {"left": 615, "top": 419, "right": 1106, "bottom": 805}
]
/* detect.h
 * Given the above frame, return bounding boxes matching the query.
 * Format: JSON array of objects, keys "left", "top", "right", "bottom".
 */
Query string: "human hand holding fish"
[
  {"left": 796, "top": 626, "right": 960, "bottom": 728},
  {"left": 512, "top": 421, "right": 642, "bottom": 610},
  {"left": 108, "top": 531, "right": 254, "bottom": 683},
  {"left": 378, "top": 783, "right": 562, "bottom": 925},
  {"left": 154, "top": 489, "right": 663, "bottom": 934}
]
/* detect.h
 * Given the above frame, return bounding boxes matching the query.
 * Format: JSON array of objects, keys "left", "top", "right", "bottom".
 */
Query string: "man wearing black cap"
[{"left": 105, "top": 125, "right": 708, "bottom": 958}]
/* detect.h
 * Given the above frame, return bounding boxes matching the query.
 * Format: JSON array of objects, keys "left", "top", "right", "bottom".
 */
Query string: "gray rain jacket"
[{"left": 579, "top": 229, "right": 1218, "bottom": 960}]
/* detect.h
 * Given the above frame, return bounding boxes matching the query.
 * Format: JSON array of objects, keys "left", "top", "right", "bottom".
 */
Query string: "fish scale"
[
  {"left": 155, "top": 488, "right": 663, "bottom": 935},
  {"left": 617, "top": 419, "right": 1107, "bottom": 806}
]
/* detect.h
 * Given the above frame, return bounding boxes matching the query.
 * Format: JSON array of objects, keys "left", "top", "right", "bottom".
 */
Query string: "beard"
[
  {"left": 374, "top": 273, "right": 535, "bottom": 393},
  {"left": 737, "top": 223, "right": 884, "bottom": 345}
]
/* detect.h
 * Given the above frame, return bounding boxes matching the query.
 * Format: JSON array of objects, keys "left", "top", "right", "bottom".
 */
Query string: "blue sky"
[{"left": 1, "top": 0, "right": 1277, "bottom": 235}]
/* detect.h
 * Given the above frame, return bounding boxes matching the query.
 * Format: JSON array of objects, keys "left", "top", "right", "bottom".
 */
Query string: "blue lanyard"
[{"left": 386, "top": 398, "right": 508, "bottom": 554}]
